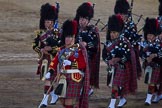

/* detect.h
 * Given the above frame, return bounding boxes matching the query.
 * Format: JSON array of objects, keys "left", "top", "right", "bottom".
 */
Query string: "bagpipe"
[
  {"left": 77, "top": 29, "right": 95, "bottom": 49},
  {"left": 103, "top": 36, "right": 131, "bottom": 63},
  {"left": 100, "top": 0, "right": 144, "bottom": 43},
  {"left": 77, "top": 13, "right": 100, "bottom": 46},
  {"left": 53, "top": 2, "right": 60, "bottom": 30},
  {"left": 100, "top": 0, "right": 145, "bottom": 33},
  {"left": 76, "top": 19, "right": 100, "bottom": 58},
  {"left": 139, "top": 38, "right": 162, "bottom": 60},
  {"left": 121, "top": 16, "right": 143, "bottom": 47},
  {"left": 52, "top": 1, "right": 60, "bottom": 43},
  {"left": 77, "top": 28, "right": 99, "bottom": 60},
  {"left": 120, "top": 0, "right": 143, "bottom": 47},
  {"left": 158, "top": 16, "right": 162, "bottom": 31}
]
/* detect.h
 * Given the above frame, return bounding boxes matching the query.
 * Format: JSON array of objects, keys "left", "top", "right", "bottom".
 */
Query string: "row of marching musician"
[
  {"left": 102, "top": 0, "right": 162, "bottom": 108},
  {"left": 31, "top": 0, "right": 162, "bottom": 108}
]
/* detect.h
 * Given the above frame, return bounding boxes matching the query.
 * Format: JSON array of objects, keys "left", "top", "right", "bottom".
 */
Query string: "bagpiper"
[
  {"left": 114, "top": 0, "right": 142, "bottom": 78},
  {"left": 44, "top": 19, "right": 90, "bottom": 108},
  {"left": 74, "top": 2, "right": 101, "bottom": 95},
  {"left": 139, "top": 17, "right": 162, "bottom": 106},
  {"left": 32, "top": 3, "right": 60, "bottom": 108},
  {"left": 102, "top": 14, "right": 137, "bottom": 108},
  {"left": 151, "top": 0, "right": 162, "bottom": 103}
]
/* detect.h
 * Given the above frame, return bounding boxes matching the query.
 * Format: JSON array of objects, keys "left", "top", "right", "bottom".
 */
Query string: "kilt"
[
  {"left": 160, "top": 66, "right": 162, "bottom": 83},
  {"left": 89, "top": 52, "right": 100, "bottom": 88},
  {"left": 113, "top": 64, "right": 128, "bottom": 87},
  {"left": 150, "top": 66, "right": 161, "bottom": 84},
  {"left": 112, "top": 61, "right": 137, "bottom": 94},
  {"left": 62, "top": 73, "right": 83, "bottom": 98}
]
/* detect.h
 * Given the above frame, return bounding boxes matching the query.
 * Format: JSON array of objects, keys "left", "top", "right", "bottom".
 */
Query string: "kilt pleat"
[
  {"left": 150, "top": 67, "right": 161, "bottom": 84},
  {"left": 113, "top": 64, "right": 127, "bottom": 87},
  {"left": 160, "top": 67, "right": 162, "bottom": 83}
]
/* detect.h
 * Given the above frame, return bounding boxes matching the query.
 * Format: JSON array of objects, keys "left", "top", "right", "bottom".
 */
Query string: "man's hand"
[
  {"left": 113, "top": 58, "right": 121, "bottom": 64},
  {"left": 44, "top": 46, "right": 52, "bottom": 51},
  {"left": 147, "top": 54, "right": 157, "bottom": 63},
  {"left": 108, "top": 58, "right": 121, "bottom": 65}
]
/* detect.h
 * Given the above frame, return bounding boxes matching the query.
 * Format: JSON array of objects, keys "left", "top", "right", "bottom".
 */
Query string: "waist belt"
[{"left": 60, "top": 69, "right": 84, "bottom": 76}]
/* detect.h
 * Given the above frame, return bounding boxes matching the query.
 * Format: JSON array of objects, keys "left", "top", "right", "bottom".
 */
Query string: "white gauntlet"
[
  {"left": 63, "top": 60, "right": 71, "bottom": 66},
  {"left": 45, "top": 72, "right": 51, "bottom": 79}
]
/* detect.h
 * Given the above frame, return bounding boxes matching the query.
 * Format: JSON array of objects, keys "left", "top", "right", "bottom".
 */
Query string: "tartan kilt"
[
  {"left": 62, "top": 73, "right": 83, "bottom": 98},
  {"left": 113, "top": 64, "right": 128, "bottom": 87},
  {"left": 160, "top": 66, "right": 162, "bottom": 83},
  {"left": 112, "top": 62, "right": 137, "bottom": 94},
  {"left": 89, "top": 58, "right": 100, "bottom": 88},
  {"left": 150, "top": 66, "right": 161, "bottom": 84}
]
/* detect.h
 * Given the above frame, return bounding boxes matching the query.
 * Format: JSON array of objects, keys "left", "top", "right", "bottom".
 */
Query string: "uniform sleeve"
[
  {"left": 102, "top": 46, "right": 108, "bottom": 62},
  {"left": 32, "top": 30, "right": 41, "bottom": 56},
  {"left": 139, "top": 47, "right": 147, "bottom": 61}
]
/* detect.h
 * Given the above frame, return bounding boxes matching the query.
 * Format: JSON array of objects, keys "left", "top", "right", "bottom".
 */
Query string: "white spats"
[
  {"left": 108, "top": 99, "right": 116, "bottom": 108},
  {"left": 117, "top": 97, "right": 127, "bottom": 107},
  {"left": 158, "top": 94, "right": 162, "bottom": 100},
  {"left": 41, "top": 94, "right": 49, "bottom": 106},
  {"left": 145, "top": 94, "right": 153, "bottom": 105},
  {"left": 152, "top": 94, "right": 162, "bottom": 103},
  {"left": 152, "top": 93, "right": 158, "bottom": 103},
  {"left": 50, "top": 91, "right": 58, "bottom": 104}
]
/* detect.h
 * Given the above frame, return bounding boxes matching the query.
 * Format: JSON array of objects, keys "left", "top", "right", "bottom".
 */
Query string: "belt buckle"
[{"left": 60, "top": 69, "right": 67, "bottom": 73}]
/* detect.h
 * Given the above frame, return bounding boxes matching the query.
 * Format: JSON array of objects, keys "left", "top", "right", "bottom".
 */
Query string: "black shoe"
[
  {"left": 152, "top": 101, "right": 158, "bottom": 104},
  {"left": 145, "top": 102, "right": 150, "bottom": 106},
  {"left": 40, "top": 104, "right": 47, "bottom": 108}
]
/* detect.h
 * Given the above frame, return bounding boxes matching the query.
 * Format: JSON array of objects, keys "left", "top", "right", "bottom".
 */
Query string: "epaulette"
[{"left": 34, "top": 30, "right": 44, "bottom": 37}]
